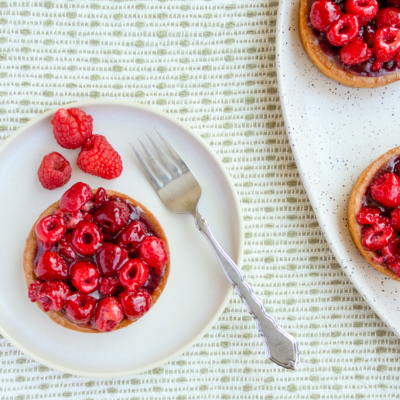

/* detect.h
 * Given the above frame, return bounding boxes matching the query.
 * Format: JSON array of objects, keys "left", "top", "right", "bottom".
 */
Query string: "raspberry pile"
[
  {"left": 37, "top": 108, "right": 122, "bottom": 190},
  {"left": 310, "top": 0, "right": 400, "bottom": 71},
  {"left": 357, "top": 157, "right": 400, "bottom": 276},
  {"left": 28, "top": 182, "right": 168, "bottom": 332}
]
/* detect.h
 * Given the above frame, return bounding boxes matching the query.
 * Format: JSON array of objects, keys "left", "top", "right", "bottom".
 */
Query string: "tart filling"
[
  {"left": 23, "top": 182, "right": 170, "bottom": 332},
  {"left": 348, "top": 147, "right": 400, "bottom": 281}
]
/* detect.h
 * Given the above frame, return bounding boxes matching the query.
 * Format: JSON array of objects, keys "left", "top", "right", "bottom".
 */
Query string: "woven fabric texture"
[{"left": 1, "top": 0, "right": 399, "bottom": 399}]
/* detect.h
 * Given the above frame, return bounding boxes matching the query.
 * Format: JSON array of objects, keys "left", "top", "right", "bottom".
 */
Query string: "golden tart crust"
[
  {"left": 23, "top": 189, "right": 170, "bottom": 333},
  {"left": 298, "top": 0, "right": 400, "bottom": 88},
  {"left": 348, "top": 147, "right": 400, "bottom": 282}
]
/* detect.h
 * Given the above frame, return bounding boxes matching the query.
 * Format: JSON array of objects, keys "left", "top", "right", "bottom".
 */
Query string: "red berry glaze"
[
  {"left": 326, "top": 14, "right": 359, "bottom": 47},
  {"left": 376, "top": 7, "right": 400, "bottom": 29},
  {"left": 70, "top": 261, "right": 100, "bottom": 294},
  {"left": 118, "top": 259, "right": 149, "bottom": 292},
  {"left": 65, "top": 293, "right": 97, "bottom": 325},
  {"left": 356, "top": 206, "right": 381, "bottom": 225},
  {"left": 94, "top": 201, "right": 130, "bottom": 234},
  {"left": 36, "top": 215, "right": 66, "bottom": 244},
  {"left": 373, "top": 27, "right": 400, "bottom": 62},
  {"left": 51, "top": 108, "right": 93, "bottom": 150},
  {"left": 71, "top": 221, "right": 103, "bottom": 256},
  {"left": 60, "top": 182, "right": 93, "bottom": 213},
  {"left": 35, "top": 281, "right": 71, "bottom": 312},
  {"left": 35, "top": 251, "right": 68, "bottom": 281},
  {"left": 117, "top": 220, "right": 147, "bottom": 252},
  {"left": 94, "top": 187, "right": 108, "bottom": 208},
  {"left": 362, "top": 218, "right": 395, "bottom": 251},
  {"left": 310, "top": 0, "right": 341, "bottom": 32},
  {"left": 37, "top": 152, "right": 72, "bottom": 190},
  {"left": 345, "top": 0, "right": 378, "bottom": 26},
  {"left": 340, "top": 37, "right": 373, "bottom": 65},
  {"left": 370, "top": 172, "right": 400, "bottom": 208},
  {"left": 95, "top": 243, "right": 128, "bottom": 277},
  {"left": 119, "top": 290, "right": 152, "bottom": 321},
  {"left": 57, "top": 234, "right": 77, "bottom": 263},
  {"left": 139, "top": 236, "right": 168, "bottom": 271},
  {"left": 94, "top": 297, "right": 124, "bottom": 332},
  {"left": 99, "top": 276, "right": 121, "bottom": 296},
  {"left": 77, "top": 135, "right": 123, "bottom": 180}
]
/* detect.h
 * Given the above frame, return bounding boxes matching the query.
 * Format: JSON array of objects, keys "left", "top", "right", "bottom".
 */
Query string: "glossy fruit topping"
[
  {"left": 35, "top": 251, "right": 68, "bottom": 281},
  {"left": 117, "top": 220, "right": 147, "bottom": 252},
  {"left": 356, "top": 206, "right": 381, "bottom": 225},
  {"left": 70, "top": 261, "right": 100, "bottom": 293},
  {"left": 95, "top": 243, "right": 128, "bottom": 277},
  {"left": 98, "top": 276, "right": 121, "bottom": 296},
  {"left": 53, "top": 209, "right": 85, "bottom": 230},
  {"left": 35, "top": 281, "right": 71, "bottom": 312},
  {"left": 35, "top": 215, "right": 66, "bottom": 244},
  {"left": 57, "top": 234, "right": 77, "bottom": 263},
  {"left": 363, "top": 24, "right": 375, "bottom": 47},
  {"left": 71, "top": 221, "right": 103, "bottom": 256},
  {"left": 345, "top": 0, "right": 378, "bottom": 26},
  {"left": 51, "top": 108, "right": 93, "bottom": 150},
  {"left": 77, "top": 135, "right": 123, "bottom": 180},
  {"left": 376, "top": 7, "right": 400, "bottom": 29},
  {"left": 379, "top": 238, "right": 400, "bottom": 264},
  {"left": 362, "top": 218, "right": 395, "bottom": 251},
  {"left": 65, "top": 293, "right": 97, "bottom": 325},
  {"left": 391, "top": 207, "right": 400, "bottom": 231},
  {"left": 94, "top": 297, "right": 124, "bottom": 332},
  {"left": 387, "top": 258, "right": 400, "bottom": 275},
  {"left": 370, "top": 172, "right": 400, "bottom": 208},
  {"left": 310, "top": 0, "right": 341, "bottom": 33},
  {"left": 326, "top": 14, "right": 359, "bottom": 47},
  {"left": 93, "top": 200, "right": 130, "bottom": 234},
  {"left": 37, "top": 152, "right": 72, "bottom": 190},
  {"left": 119, "top": 290, "right": 152, "bottom": 321},
  {"left": 94, "top": 187, "right": 107, "bottom": 208},
  {"left": 60, "top": 182, "right": 93, "bottom": 213},
  {"left": 139, "top": 236, "right": 168, "bottom": 271},
  {"left": 373, "top": 27, "right": 400, "bottom": 62},
  {"left": 118, "top": 259, "right": 149, "bottom": 292},
  {"left": 28, "top": 280, "right": 42, "bottom": 302},
  {"left": 340, "top": 37, "right": 373, "bottom": 65}
]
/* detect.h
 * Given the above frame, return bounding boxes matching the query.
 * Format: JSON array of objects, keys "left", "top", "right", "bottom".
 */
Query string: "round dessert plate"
[
  {"left": 0, "top": 100, "right": 243, "bottom": 377},
  {"left": 277, "top": 0, "right": 400, "bottom": 336}
]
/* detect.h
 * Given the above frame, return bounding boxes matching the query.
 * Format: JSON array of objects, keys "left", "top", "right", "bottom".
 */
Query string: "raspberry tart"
[
  {"left": 23, "top": 182, "right": 170, "bottom": 332},
  {"left": 299, "top": 0, "right": 400, "bottom": 87},
  {"left": 348, "top": 146, "right": 400, "bottom": 281}
]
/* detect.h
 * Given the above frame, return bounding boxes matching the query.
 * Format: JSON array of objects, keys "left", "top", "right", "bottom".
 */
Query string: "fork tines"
[{"left": 130, "top": 131, "right": 188, "bottom": 191}]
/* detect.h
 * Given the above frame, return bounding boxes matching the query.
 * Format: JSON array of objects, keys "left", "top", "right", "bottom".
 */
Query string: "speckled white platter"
[
  {"left": 277, "top": 2, "right": 400, "bottom": 336},
  {"left": 0, "top": 100, "right": 243, "bottom": 377}
]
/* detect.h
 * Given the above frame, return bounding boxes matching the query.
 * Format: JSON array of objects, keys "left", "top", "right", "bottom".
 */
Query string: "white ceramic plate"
[
  {"left": 277, "top": 2, "right": 400, "bottom": 336},
  {"left": 0, "top": 100, "right": 243, "bottom": 377}
]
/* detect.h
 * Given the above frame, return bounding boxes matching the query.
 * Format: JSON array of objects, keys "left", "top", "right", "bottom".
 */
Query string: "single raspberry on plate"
[
  {"left": 51, "top": 108, "right": 93, "bottom": 149},
  {"left": 38, "top": 152, "right": 72, "bottom": 190},
  {"left": 77, "top": 135, "right": 123, "bottom": 180}
]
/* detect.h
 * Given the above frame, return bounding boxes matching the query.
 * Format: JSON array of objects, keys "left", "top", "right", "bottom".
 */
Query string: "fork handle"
[{"left": 193, "top": 211, "right": 299, "bottom": 370}]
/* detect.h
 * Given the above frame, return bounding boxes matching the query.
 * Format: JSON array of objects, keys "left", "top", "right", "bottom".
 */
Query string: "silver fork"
[{"left": 131, "top": 132, "right": 299, "bottom": 370}]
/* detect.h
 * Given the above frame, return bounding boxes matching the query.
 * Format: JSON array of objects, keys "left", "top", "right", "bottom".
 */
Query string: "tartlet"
[
  {"left": 23, "top": 186, "right": 170, "bottom": 333},
  {"left": 348, "top": 146, "right": 400, "bottom": 281}
]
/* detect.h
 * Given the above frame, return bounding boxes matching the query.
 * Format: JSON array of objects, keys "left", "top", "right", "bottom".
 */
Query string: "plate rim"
[
  {"left": 275, "top": 1, "right": 398, "bottom": 336},
  {"left": 0, "top": 99, "right": 244, "bottom": 377}
]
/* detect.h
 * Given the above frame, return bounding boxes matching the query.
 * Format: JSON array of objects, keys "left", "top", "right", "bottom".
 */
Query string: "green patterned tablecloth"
[{"left": 1, "top": 0, "right": 399, "bottom": 399}]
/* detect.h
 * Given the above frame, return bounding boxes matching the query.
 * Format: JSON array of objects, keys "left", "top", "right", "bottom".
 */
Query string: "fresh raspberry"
[
  {"left": 340, "top": 37, "right": 373, "bottom": 65},
  {"left": 362, "top": 218, "right": 395, "bottom": 251},
  {"left": 51, "top": 108, "right": 93, "bottom": 150},
  {"left": 94, "top": 297, "right": 124, "bottom": 332},
  {"left": 35, "top": 215, "right": 66, "bottom": 244},
  {"left": 37, "top": 152, "right": 72, "bottom": 190},
  {"left": 373, "top": 27, "right": 400, "bottom": 62},
  {"left": 118, "top": 259, "right": 149, "bottom": 292},
  {"left": 378, "top": 6, "right": 400, "bottom": 27},
  {"left": 356, "top": 206, "right": 381, "bottom": 225},
  {"left": 326, "top": 14, "right": 359, "bottom": 47},
  {"left": 310, "top": 0, "right": 342, "bottom": 32},
  {"left": 65, "top": 293, "right": 97, "bottom": 325},
  {"left": 119, "top": 290, "right": 152, "bottom": 321},
  {"left": 345, "top": 0, "right": 378, "bottom": 26},
  {"left": 77, "top": 135, "right": 123, "bottom": 180},
  {"left": 370, "top": 173, "right": 400, "bottom": 207},
  {"left": 139, "top": 236, "right": 168, "bottom": 272}
]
